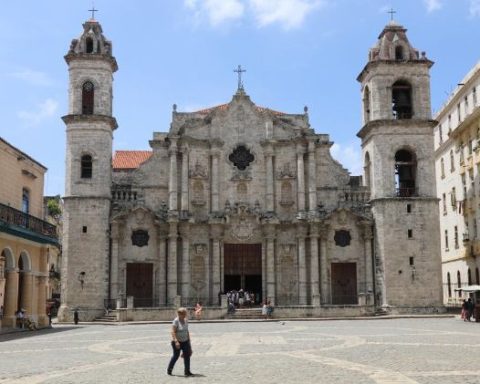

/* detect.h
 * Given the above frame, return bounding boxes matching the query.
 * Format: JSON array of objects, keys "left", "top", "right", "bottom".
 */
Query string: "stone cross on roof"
[
  {"left": 234, "top": 65, "right": 246, "bottom": 91},
  {"left": 88, "top": 4, "right": 99, "bottom": 20}
]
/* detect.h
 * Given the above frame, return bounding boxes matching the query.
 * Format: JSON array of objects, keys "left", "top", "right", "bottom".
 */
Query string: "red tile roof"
[{"left": 113, "top": 150, "right": 152, "bottom": 170}]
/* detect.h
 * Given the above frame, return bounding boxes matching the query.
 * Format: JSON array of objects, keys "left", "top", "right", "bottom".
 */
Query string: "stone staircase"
[
  {"left": 94, "top": 312, "right": 118, "bottom": 323},
  {"left": 227, "top": 308, "right": 264, "bottom": 320}
]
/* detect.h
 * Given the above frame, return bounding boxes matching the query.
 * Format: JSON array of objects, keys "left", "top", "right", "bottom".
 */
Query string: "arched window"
[
  {"left": 395, "top": 46, "right": 404, "bottom": 60},
  {"left": 392, "top": 80, "right": 412, "bottom": 119},
  {"left": 81, "top": 155, "right": 93, "bottom": 179},
  {"left": 395, "top": 149, "right": 416, "bottom": 197},
  {"left": 22, "top": 188, "right": 30, "bottom": 214},
  {"left": 457, "top": 270, "right": 462, "bottom": 297},
  {"left": 82, "top": 81, "right": 94, "bottom": 115},
  {"left": 86, "top": 37, "right": 94, "bottom": 53},
  {"left": 447, "top": 272, "right": 452, "bottom": 298},
  {"left": 364, "top": 152, "right": 371, "bottom": 187},
  {"left": 468, "top": 268, "right": 472, "bottom": 285},
  {"left": 363, "top": 86, "right": 371, "bottom": 123}
]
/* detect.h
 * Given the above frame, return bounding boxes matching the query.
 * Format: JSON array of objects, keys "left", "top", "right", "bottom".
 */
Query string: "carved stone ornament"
[
  {"left": 231, "top": 218, "right": 254, "bottom": 242},
  {"left": 189, "top": 161, "right": 208, "bottom": 179},
  {"left": 194, "top": 243, "right": 208, "bottom": 254},
  {"left": 334, "top": 230, "right": 351, "bottom": 247},
  {"left": 135, "top": 210, "right": 146, "bottom": 224},
  {"left": 277, "top": 163, "right": 296, "bottom": 179},
  {"left": 131, "top": 230, "right": 150, "bottom": 247}
]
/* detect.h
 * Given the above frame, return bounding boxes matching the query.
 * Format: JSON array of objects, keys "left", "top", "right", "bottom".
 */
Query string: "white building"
[{"left": 434, "top": 62, "right": 480, "bottom": 305}]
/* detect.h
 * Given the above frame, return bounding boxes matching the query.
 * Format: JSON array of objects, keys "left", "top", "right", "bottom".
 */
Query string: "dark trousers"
[{"left": 167, "top": 340, "right": 191, "bottom": 374}]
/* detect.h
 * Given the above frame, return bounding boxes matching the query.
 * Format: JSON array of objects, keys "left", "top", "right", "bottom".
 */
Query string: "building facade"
[
  {"left": 434, "top": 62, "right": 480, "bottom": 305},
  {"left": 0, "top": 137, "right": 59, "bottom": 329},
  {"left": 59, "top": 18, "right": 443, "bottom": 321}
]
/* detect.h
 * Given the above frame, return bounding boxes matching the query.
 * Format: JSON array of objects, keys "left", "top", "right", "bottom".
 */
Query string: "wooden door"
[
  {"left": 331, "top": 263, "right": 357, "bottom": 305},
  {"left": 224, "top": 244, "right": 261, "bottom": 294},
  {"left": 126, "top": 263, "right": 153, "bottom": 307}
]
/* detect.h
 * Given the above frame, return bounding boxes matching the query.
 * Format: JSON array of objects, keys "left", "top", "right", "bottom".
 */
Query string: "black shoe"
[
  {"left": 185, "top": 372, "right": 194, "bottom": 377},
  {"left": 167, "top": 369, "right": 172, "bottom": 376}
]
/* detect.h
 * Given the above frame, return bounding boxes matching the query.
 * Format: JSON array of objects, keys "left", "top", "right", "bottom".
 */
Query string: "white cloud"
[
  {"left": 249, "top": 0, "right": 324, "bottom": 29},
  {"left": 10, "top": 68, "right": 52, "bottom": 86},
  {"left": 18, "top": 98, "right": 58, "bottom": 126},
  {"left": 184, "top": 0, "right": 322, "bottom": 29},
  {"left": 423, "top": 0, "right": 443, "bottom": 12},
  {"left": 184, "top": 0, "right": 245, "bottom": 26},
  {"left": 330, "top": 142, "right": 363, "bottom": 176},
  {"left": 469, "top": 0, "right": 480, "bottom": 17}
]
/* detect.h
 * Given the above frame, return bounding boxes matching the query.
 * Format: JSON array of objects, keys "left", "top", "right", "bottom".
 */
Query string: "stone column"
[
  {"left": 296, "top": 144, "right": 306, "bottom": 212},
  {"left": 210, "top": 225, "right": 223, "bottom": 303},
  {"left": 0, "top": 255, "right": 5, "bottom": 314},
  {"left": 361, "top": 222, "right": 374, "bottom": 305},
  {"left": 263, "top": 225, "right": 276, "bottom": 304},
  {"left": 297, "top": 225, "right": 307, "bottom": 305},
  {"left": 307, "top": 139, "right": 317, "bottom": 212},
  {"left": 309, "top": 223, "right": 320, "bottom": 306},
  {"left": 4, "top": 269, "right": 18, "bottom": 327},
  {"left": 167, "top": 222, "right": 178, "bottom": 305},
  {"left": 181, "top": 145, "right": 189, "bottom": 212},
  {"left": 211, "top": 150, "right": 220, "bottom": 212},
  {"left": 22, "top": 272, "right": 34, "bottom": 315},
  {"left": 110, "top": 222, "right": 120, "bottom": 300},
  {"left": 36, "top": 276, "right": 48, "bottom": 326},
  {"left": 168, "top": 138, "right": 178, "bottom": 211},
  {"left": 319, "top": 224, "right": 330, "bottom": 304},
  {"left": 179, "top": 224, "right": 191, "bottom": 301},
  {"left": 265, "top": 146, "right": 274, "bottom": 212},
  {"left": 157, "top": 227, "right": 168, "bottom": 306}
]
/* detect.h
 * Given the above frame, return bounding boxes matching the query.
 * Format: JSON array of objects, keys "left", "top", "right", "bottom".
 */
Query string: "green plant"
[{"left": 47, "top": 198, "right": 62, "bottom": 217}]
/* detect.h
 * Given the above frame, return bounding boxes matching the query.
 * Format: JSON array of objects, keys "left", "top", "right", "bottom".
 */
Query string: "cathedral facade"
[{"left": 59, "top": 18, "right": 443, "bottom": 321}]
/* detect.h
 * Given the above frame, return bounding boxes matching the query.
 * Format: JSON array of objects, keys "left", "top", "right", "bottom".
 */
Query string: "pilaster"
[
  {"left": 309, "top": 223, "right": 320, "bottom": 306},
  {"left": 168, "top": 137, "right": 179, "bottom": 211},
  {"left": 296, "top": 144, "right": 306, "bottom": 212},
  {"left": 297, "top": 225, "right": 308, "bottom": 305},
  {"left": 167, "top": 221, "right": 178, "bottom": 305}
]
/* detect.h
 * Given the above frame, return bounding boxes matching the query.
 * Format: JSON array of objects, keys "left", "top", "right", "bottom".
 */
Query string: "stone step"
[
  {"left": 228, "top": 308, "right": 263, "bottom": 319},
  {"left": 94, "top": 315, "right": 117, "bottom": 322}
]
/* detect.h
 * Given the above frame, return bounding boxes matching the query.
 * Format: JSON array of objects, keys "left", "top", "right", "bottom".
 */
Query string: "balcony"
[
  {"left": 395, "top": 187, "right": 418, "bottom": 197},
  {"left": 0, "top": 202, "right": 58, "bottom": 245}
]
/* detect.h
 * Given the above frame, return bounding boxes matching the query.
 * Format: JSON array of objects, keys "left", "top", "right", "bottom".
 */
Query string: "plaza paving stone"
[{"left": 0, "top": 317, "right": 479, "bottom": 383}]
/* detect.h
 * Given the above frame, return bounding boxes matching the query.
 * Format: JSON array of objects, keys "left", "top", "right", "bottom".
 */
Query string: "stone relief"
[
  {"left": 189, "top": 160, "right": 208, "bottom": 179},
  {"left": 277, "top": 162, "right": 296, "bottom": 179}
]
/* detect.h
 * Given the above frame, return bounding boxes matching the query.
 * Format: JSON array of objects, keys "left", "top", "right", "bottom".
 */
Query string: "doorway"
[
  {"left": 126, "top": 263, "right": 153, "bottom": 307},
  {"left": 224, "top": 244, "right": 262, "bottom": 303},
  {"left": 331, "top": 262, "right": 357, "bottom": 305}
]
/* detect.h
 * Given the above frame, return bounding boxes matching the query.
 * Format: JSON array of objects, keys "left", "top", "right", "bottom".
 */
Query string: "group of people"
[
  {"left": 461, "top": 298, "right": 476, "bottom": 321},
  {"left": 262, "top": 299, "right": 274, "bottom": 319},
  {"left": 226, "top": 289, "right": 258, "bottom": 309}
]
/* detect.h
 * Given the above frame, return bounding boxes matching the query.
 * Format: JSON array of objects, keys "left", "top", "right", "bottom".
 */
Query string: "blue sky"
[{"left": 1, "top": 0, "right": 480, "bottom": 196}]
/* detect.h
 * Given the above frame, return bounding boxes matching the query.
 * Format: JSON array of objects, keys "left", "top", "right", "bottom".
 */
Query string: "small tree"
[{"left": 47, "top": 197, "right": 62, "bottom": 218}]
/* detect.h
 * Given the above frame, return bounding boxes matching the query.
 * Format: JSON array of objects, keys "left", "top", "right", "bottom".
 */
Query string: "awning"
[{"left": 454, "top": 285, "right": 480, "bottom": 292}]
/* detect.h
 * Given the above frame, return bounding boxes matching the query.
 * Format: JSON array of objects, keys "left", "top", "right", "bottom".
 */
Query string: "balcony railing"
[
  {"left": 396, "top": 187, "right": 418, "bottom": 197},
  {"left": 0, "top": 202, "right": 58, "bottom": 241}
]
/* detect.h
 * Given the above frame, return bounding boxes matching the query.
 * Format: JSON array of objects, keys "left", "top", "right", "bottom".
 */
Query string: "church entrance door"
[
  {"left": 331, "top": 262, "right": 357, "bottom": 305},
  {"left": 224, "top": 244, "right": 262, "bottom": 303},
  {"left": 126, "top": 263, "right": 153, "bottom": 307}
]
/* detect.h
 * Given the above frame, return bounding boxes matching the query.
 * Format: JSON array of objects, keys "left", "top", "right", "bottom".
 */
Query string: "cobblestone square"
[{"left": 0, "top": 318, "right": 479, "bottom": 384}]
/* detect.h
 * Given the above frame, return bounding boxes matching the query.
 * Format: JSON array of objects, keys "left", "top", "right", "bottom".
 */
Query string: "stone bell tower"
[
  {"left": 58, "top": 17, "right": 118, "bottom": 321},
  {"left": 357, "top": 20, "right": 443, "bottom": 311}
]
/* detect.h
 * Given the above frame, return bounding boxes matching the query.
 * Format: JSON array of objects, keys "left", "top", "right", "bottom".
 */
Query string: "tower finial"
[
  {"left": 387, "top": 8, "right": 396, "bottom": 22},
  {"left": 234, "top": 65, "right": 246, "bottom": 92},
  {"left": 88, "top": 3, "right": 99, "bottom": 20}
]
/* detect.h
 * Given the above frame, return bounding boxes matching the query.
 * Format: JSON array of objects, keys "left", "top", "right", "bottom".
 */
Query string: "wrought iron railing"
[
  {"left": 396, "top": 187, "right": 418, "bottom": 197},
  {"left": 0, "top": 202, "right": 57, "bottom": 240}
]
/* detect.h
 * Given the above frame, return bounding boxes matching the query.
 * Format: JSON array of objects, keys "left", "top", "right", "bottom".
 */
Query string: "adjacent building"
[
  {"left": 0, "top": 137, "right": 59, "bottom": 329},
  {"left": 58, "top": 18, "right": 443, "bottom": 321},
  {"left": 434, "top": 62, "right": 480, "bottom": 305}
]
